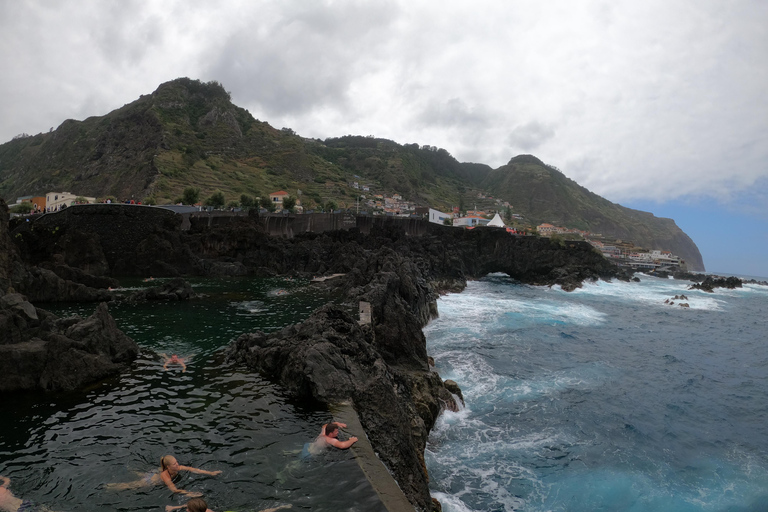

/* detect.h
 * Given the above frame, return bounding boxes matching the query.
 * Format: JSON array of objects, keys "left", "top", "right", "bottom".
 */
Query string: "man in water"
[
  {"left": 304, "top": 422, "right": 358, "bottom": 457},
  {"left": 162, "top": 353, "right": 187, "bottom": 372},
  {"left": 0, "top": 475, "right": 56, "bottom": 512}
]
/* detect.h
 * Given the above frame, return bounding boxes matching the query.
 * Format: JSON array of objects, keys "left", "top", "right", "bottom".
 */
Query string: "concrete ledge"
[{"left": 330, "top": 402, "right": 416, "bottom": 512}]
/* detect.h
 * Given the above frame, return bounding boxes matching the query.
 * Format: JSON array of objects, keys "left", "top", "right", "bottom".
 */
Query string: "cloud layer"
[{"left": 1, "top": 0, "right": 766, "bottom": 209}]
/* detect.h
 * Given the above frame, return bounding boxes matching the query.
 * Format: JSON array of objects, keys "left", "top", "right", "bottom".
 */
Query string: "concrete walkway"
[{"left": 330, "top": 402, "right": 416, "bottom": 512}]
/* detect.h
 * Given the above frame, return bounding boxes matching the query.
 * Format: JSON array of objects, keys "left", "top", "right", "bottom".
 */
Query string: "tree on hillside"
[
  {"left": 324, "top": 200, "right": 338, "bottom": 212},
  {"left": 182, "top": 187, "right": 201, "bottom": 205},
  {"left": 259, "top": 196, "right": 275, "bottom": 212},
  {"left": 205, "top": 191, "right": 226, "bottom": 209},
  {"left": 240, "top": 194, "right": 254, "bottom": 209},
  {"left": 282, "top": 196, "right": 296, "bottom": 212}
]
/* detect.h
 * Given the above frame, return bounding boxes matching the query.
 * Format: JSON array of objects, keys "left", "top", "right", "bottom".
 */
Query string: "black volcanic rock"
[
  {"left": 121, "top": 277, "right": 198, "bottom": 302},
  {"left": 0, "top": 299, "right": 138, "bottom": 392},
  {"left": 0, "top": 198, "right": 139, "bottom": 392},
  {"left": 229, "top": 299, "right": 451, "bottom": 512},
  {"left": 689, "top": 276, "right": 742, "bottom": 293}
]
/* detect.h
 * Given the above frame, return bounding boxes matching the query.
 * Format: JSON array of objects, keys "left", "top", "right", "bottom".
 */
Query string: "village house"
[
  {"left": 537, "top": 223, "right": 559, "bottom": 236},
  {"left": 269, "top": 190, "right": 289, "bottom": 207},
  {"left": 428, "top": 208, "right": 452, "bottom": 225},
  {"left": 454, "top": 214, "right": 490, "bottom": 228},
  {"left": 45, "top": 191, "right": 95, "bottom": 212}
]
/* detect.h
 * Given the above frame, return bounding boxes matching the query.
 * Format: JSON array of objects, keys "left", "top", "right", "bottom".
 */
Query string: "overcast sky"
[{"left": 1, "top": 0, "right": 767, "bottom": 276}]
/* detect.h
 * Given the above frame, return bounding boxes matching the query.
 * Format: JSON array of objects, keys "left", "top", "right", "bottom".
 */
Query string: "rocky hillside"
[
  {"left": 481, "top": 155, "right": 704, "bottom": 270},
  {"left": 0, "top": 77, "right": 704, "bottom": 269}
]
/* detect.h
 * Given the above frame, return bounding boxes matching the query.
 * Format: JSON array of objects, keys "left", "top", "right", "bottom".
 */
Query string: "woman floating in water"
[
  {"left": 165, "top": 497, "right": 291, "bottom": 512},
  {"left": 106, "top": 455, "right": 222, "bottom": 496},
  {"left": 162, "top": 353, "right": 187, "bottom": 372}
]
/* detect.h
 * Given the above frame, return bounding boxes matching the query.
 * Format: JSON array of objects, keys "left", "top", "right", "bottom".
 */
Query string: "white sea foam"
[
  {"left": 570, "top": 277, "right": 725, "bottom": 311},
  {"left": 234, "top": 300, "right": 266, "bottom": 314},
  {"left": 433, "top": 285, "right": 607, "bottom": 330}
]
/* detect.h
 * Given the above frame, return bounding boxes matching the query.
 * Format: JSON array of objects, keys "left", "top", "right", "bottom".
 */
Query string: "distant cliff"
[{"left": 481, "top": 155, "right": 704, "bottom": 271}]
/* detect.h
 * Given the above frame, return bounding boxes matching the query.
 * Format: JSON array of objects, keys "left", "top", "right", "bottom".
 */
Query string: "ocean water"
[
  {"left": 425, "top": 274, "right": 768, "bottom": 512},
  {"left": 0, "top": 277, "right": 384, "bottom": 512}
]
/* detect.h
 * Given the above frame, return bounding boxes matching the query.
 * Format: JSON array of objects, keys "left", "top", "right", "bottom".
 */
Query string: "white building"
[
  {"left": 454, "top": 215, "right": 490, "bottom": 227},
  {"left": 428, "top": 208, "right": 452, "bottom": 225},
  {"left": 45, "top": 191, "right": 95, "bottom": 212}
]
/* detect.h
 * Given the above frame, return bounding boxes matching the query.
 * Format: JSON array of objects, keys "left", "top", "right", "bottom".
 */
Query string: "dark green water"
[{"left": 0, "top": 277, "right": 386, "bottom": 512}]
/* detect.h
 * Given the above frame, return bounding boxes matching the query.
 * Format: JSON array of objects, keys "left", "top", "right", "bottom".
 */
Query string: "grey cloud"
[
  {"left": 507, "top": 121, "right": 556, "bottom": 152},
  {"left": 205, "top": 1, "right": 400, "bottom": 118},
  {"left": 415, "top": 98, "right": 491, "bottom": 129}
]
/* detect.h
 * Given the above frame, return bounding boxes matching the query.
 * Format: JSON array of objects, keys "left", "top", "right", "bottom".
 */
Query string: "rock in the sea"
[
  {"left": 122, "top": 277, "right": 198, "bottom": 302},
  {"left": 689, "top": 276, "right": 742, "bottom": 293}
]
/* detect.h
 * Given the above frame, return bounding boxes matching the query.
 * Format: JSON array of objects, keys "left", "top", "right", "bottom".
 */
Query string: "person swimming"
[
  {"left": 162, "top": 353, "right": 187, "bottom": 372},
  {"left": 0, "top": 475, "right": 58, "bottom": 512},
  {"left": 106, "top": 455, "right": 221, "bottom": 496},
  {"left": 299, "top": 421, "right": 359, "bottom": 459}
]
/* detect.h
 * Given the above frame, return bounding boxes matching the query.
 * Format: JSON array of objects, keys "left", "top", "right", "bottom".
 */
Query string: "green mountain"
[
  {"left": 0, "top": 77, "right": 704, "bottom": 270},
  {"left": 481, "top": 155, "right": 703, "bottom": 270}
]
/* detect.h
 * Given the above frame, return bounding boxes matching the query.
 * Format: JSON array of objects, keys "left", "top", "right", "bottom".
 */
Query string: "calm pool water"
[{"left": 1, "top": 277, "right": 385, "bottom": 512}]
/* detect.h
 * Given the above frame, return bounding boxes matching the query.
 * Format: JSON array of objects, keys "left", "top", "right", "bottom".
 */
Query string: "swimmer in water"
[
  {"left": 302, "top": 422, "right": 358, "bottom": 458},
  {"left": 165, "top": 497, "right": 291, "bottom": 512},
  {"left": 162, "top": 353, "right": 187, "bottom": 372},
  {"left": 0, "top": 475, "right": 58, "bottom": 512},
  {"left": 106, "top": 455, "right": 221, "bottom": 496}
]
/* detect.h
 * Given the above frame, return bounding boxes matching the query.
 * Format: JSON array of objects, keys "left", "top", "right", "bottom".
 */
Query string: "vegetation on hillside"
[{"left": 0, "top": 77, "right": 703, "bottom": 269}]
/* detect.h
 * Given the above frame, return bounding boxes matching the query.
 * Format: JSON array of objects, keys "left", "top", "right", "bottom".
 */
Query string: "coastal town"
[{"left": 10, "top": 188, "right": 687, "bottom": 274}]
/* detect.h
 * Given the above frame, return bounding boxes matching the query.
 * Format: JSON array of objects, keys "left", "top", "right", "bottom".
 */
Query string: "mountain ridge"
[{"left": 0, "top": 77, "right": 704, "bottom": 270}]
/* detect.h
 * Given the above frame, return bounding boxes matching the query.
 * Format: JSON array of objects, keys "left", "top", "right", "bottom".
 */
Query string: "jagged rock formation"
[
  {"left": 0, "top": 298, "right": 138, "bottom": 392},
  {"left": 0, "top": 198, "right": 139, "bottom": 392},
  {"left": 228, "top": 246, "right": 461, "bottom": 512},
  {"left": 121, "top": 277, "right": 198, "bottom": 302},
  {"left": 688, "top": 275, "right": 743, "bottom": 293}
]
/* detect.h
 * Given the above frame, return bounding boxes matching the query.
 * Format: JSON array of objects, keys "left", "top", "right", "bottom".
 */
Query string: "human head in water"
[
  {"left": 161, "top": 455, "right": 180, "bottom": 474},
  {"left": 186, "top": 497, "right": 208, "bottom": 512},
  {"left": 325, "top": 423, "right": 339, "bottom": 437}
]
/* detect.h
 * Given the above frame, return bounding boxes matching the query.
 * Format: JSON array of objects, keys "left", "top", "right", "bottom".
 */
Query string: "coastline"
[{"left": 3, "top": 201, "right": 631, "bottom": 511}]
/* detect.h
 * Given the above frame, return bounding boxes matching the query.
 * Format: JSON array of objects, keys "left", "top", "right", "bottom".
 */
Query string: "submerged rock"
[{"left": 121, "top": 277, "right": 198, "bottom": 302}]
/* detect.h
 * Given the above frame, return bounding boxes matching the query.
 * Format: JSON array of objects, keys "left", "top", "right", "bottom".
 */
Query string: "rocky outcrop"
[
  {"left": 0, "top": 297, "right": 139, "bottom": 392},
  {"left": 689, "top": 275, "right": 743, "bottom": 293},
  {"left": 0, "top": 199, "right": 139, "bottom": 392},
  {"left": 13, "top": 266, "right": 114, "bottom": 302},
  {"left": 229, "top": 244, "right": 463, "bottom": 512},
  {"left": 121, "top": 278, "right": 198, "bottom": 302}
]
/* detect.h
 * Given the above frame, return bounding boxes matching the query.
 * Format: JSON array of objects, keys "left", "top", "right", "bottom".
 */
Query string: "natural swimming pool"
[{"left": 0, "top": 277, "right": 387, "bottom": 512}]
